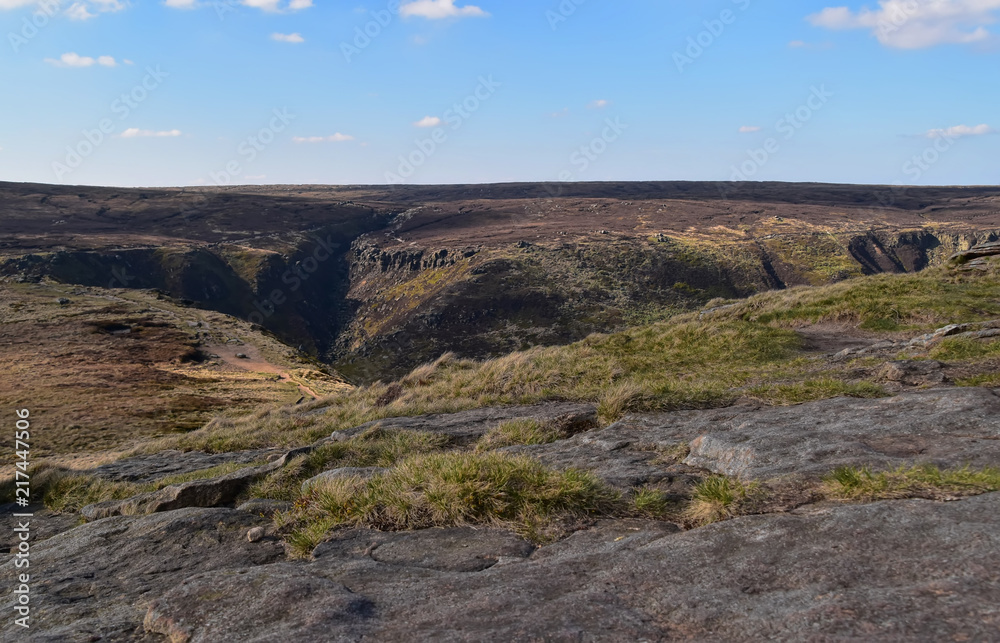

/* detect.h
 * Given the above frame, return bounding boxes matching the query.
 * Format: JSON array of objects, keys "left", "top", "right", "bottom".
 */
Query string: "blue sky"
[{"left": 1, "top": 0, "right": 997, "bottom": 187}]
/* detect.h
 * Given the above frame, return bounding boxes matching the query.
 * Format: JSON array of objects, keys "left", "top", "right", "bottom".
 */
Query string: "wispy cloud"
[
  {"left": 400, "top": 0, "right": 488, "bottom": 19},
  {"left": 45, "top": 53, "right": 119, "bottom": 68},
  {"left": 292, "top": 133, "right": 355, "bottom": 143},
  {"left": 925, "top": 124, "right": 994, "bottom": 139},
  {"left": 271, "top": 32, "right": 305, "bottom": 43},
  {"left": 808, "top": 1, "right": 1000, "bottom": 49},
  {"left": 588, "top": 99, "right": 610, "bottom": 109},
  {"left": 120, "top": 128, "right": 182, "bottom": 138},
  {"left": 165, "top": 0, "right": 312, "bottom": 11},
  {"left": 739, "top": 126, "right": 762, "bottom": 133},
  {"left": 241, "top": 0, "right": 313, "bottom": 12},
  {"left": 64, "top": 0, "right": 127, "bottom": 21},
  {"left": 413, "top": 116, "right": 442, "bottom": 128}
]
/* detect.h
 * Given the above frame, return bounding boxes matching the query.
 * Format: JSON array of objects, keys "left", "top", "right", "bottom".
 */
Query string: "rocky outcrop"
[
  {"left": 8, "top": 494, "right": 999, "bottom": 641},
  {"left": 331, "top": 403, "right": 599, "bottom": 446},
  {"left": 0, "top": 508, "right": 283, "bottom": 642},
  {"left": 514, "top": 388, "right": 1000, "bottom": 483},
  {"left": 80, "top": 446, "right": 321, "bottom": 520},
  {"left": 950, "top": 240, "right": 1000, "bottom": 264}
]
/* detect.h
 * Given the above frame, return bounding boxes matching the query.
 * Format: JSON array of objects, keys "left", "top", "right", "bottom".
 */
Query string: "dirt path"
[{"left": 208, "top": 343, "right": 320, "bottom": 400}]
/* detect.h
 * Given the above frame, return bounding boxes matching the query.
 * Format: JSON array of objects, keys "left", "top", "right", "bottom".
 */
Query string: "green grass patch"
[
  {"left": 683, "top": 476, "right": 762, "bottom": 526},
  {"left": 713, "top": 263, "right": 1000, "bottom": 330},
  {"left": 823, "top": 464, "right": 1000, "bottom": 501},
  {"left": 246, "top": 426, "right": 448, "bottom": 501},
  {"left": 632, "top": 487, "right": 673, "bottom": 518},
  {"left": 475, "top": 419, "right": 564, "bottom": 453},
  {"left": 279, "top": 451, "right": 620, "bottom": 557},
  {"left": 748, "top": 379, "right": 887, "bottom": 405},
  {"left": 955, "top": 372, "right": 1000, "bottom": 387},
  {"left": 929, "top": 337, "right": 1000, "bottom": 361}
]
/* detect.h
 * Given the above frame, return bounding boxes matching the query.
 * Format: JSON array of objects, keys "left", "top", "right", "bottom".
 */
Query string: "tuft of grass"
[
  {"left": 632, "top": 487, "right": 672, "bottom": 518},
  {"left": 279, "top": 451, "right": 620, "bottom": 557},
  {"left": 684, "top": 476, "right": 762, "bottom": 526},
  {"left": 823, "top": 464, "right": 1000, "bottom": 502},
  {"left": 245, "top": 427, "right": 448, "bottom": 501},
  {"left": 474, "top": 419, "right": 564, "bottom": 453},
  {"left": 597, "top": 381, "right": 645, "bottom": 424}
]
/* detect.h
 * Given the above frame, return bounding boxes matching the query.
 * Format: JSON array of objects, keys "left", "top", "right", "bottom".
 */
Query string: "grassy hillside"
[{"left": 153, "top": 252, "right": 1000, "bottom": 455}]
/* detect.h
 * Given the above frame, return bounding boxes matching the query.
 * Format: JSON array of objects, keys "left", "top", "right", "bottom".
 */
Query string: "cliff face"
[{"left": 2, "top": 181, "right": 999, "bottom": 382}]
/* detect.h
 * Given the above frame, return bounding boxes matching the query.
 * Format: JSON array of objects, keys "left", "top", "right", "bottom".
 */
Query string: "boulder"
[{"left": 950, "top": 240, "right": 1000, "bottom": 264}]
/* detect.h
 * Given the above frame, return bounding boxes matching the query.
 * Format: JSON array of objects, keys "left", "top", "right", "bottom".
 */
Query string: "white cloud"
[
  {"left": 45, "top": 52, "right": 119, "bottom": 67},
  {"left": 549, "top": 107, "right": 570, "bottom": 118},
  {"left": 413, "top": 116, "right": 442, "bottom": 128},
  {"left": 789, "top": 40, "right": 807, "bottom": 47},
  {"left": 292, "top": 133, "right": 355, "bottom": 143},
  {"left": 808, "top": 1, "right": 1000, "bottom": 49},
  {"left": 120, "top": 128, "right": 182, "bottom": 138},
  {"left": 739, "top": 126, "right": 762, "bottom": 133},
  {"left": 64, "top": 0, "right": 126, "bottom": 20},
  {"left": 400, "top": 0, "right": 488, "bottom": 19},
  {"left": 588, "top": 99, "right": 610, "bottom": 109},
  {"left": 240, "top": 0, "right": 312, "bottom": 12},
  {"left": 0, "top": 1, "right": 39, "bottom": 9},
  {"left": 271, "top": 32, "right": 304, "bottom": 43},
  {"left": 164, "top": 0, "right": 311, "bottom": 10},
  {"left": 925, "top": 124, "right": 994, "bottom": 138}
]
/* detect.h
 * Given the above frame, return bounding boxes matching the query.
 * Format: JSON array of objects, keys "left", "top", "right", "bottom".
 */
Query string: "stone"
[
  {"left": 0, "top": 508, "right": 282, "bottom": 642},
  {"left": 246, "top": 526, "right": 266, "bottom": 543},
  {"left": 237, "top": 498, "right": 293, "bottom": 518},
  {"left": 880, "top": 359, "right": 946, "bottom": 385}
]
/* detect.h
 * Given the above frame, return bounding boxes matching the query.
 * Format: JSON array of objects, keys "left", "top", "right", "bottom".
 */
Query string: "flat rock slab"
[
  {"left": 683, "top": 387, "right": 1000, "bottom": 479},
  {"left": 0, "top": 508, "right": 283, "bottom": 643},
  {"left": 333, "top": 402, "right": 598, "bottom": 446},
  {"left": 137, "top": 493, "right": 1000, "bottom": 641},
  {"left": 518, "top": 388, "right": 1000, "bottom": 483},
  {"left": 89, "top": 448, "right": 277, "bottom": 484},
  {"left": 144, "top": 565, "right": 374, "bottom": 643},
  {"left": 314, "top": 526, "right": 537, "bottom": 573}
]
